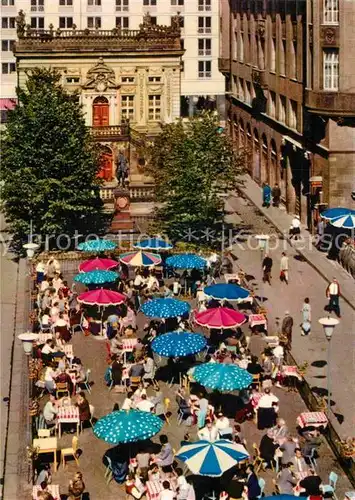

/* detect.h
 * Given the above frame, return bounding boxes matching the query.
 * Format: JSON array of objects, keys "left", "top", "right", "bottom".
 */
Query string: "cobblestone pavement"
[
  {"left": 35, "top": 306, "right": 353, "bottom": 499},
  {"left": 226, "top": 192, "right": 355, "bottom": 437}
]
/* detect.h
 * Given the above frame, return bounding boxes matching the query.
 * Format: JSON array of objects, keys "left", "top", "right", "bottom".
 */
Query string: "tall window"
[
  {"left": 238, "top": 32, "right": 244, "bottom": 62},
  {"left": 2, "top": 62, "right": 16, "bottom": 74},
  {"left": 30, "top": 17, "right": 45, "bottom": 28},
  {"left": 288, "top": 100, "right": 298, "bottom": 129},
  {"left": 270, "top": 37, "right": 276, "bottom": 72},
  {"left": 87, "top": 16, "right": 101, "bottom": 27},
  {"left": 279, "top": 95, "right": 286, "bottom": 123},
  {"left": 198, "top": 60, "right": 211, "bottom": 78},
  {"left": 171, "top": 0, "right": 184, "bottom": 5},
  {"left": 88, "top": 0, "right": 101, "bottom": 4},
  {"left": 31, "top": 0, "right": 45, "bottom": 11},
  {"left": 1, "top": 40, "right": 15, "bottom": 51},
  {"left": 290, "top": 40, "right": 297, "bottom": 79},
  {"left": 268, "top": 91, "right": 276, "bottom": 118},
  {"left": 324, "top": 0, "right": 339, "bottom": 24},
  {"left": 59, "top": 16, "right": 73, "bottom": 28},
  {"left": 198, "top": 17, "right": 211, "bottom": 34},
  {"left": 238, "top": 78, "right": 244, "bottom": 101},
  {"left": 198, "top": 0, "right": 211, "bottom": 11},
  {"left": 2, "top": 0, "right": 15, "bottom": 4},
  {"left": 121, "top": 95, "right": 134, "bottom": 121},
  {"left": 198, "top": 38, "right": 211, "bottom": 56},
  {"left": 143, "top": 0, "right": 156, "bottom": 5},
  {"left": 245, "top": 81, "right": 252, "bottom": 105},
  {"left": 59, "top": 0, "right": 73, "bottom": 5},
  {"left": 2, "top": 17, "right": 15, "bottom": 28},
  {"left": 148, "top": 95, "right": 161, "bottom": 121},
  {"left": 116, "top": 0, "right": 128, "bottom": 10},
  {"left": 116, "top": 16, "right": 129, "bottom": 28},
  {"left": 323, "top": 49, "right": 339, "bottom": 90},
  {"left": 279, "top": 39, "right": 286, "bottom": 75}
]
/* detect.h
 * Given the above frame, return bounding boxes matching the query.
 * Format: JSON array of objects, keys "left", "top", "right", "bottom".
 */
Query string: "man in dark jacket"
[
  {"left": 272, "top": 183, "right": 281, "bottom": 207},
  {"left": 299, "top": 469, "right": 322, "bottom": 496},
  {"left": 246, "top": 465, "right": 261, "bottom": 500},
  {"left": 259, "top": 430, "right": 278, "bottom": 468},
  {"left": 262, "top": 254, "right": 273, "bottom": 285}
]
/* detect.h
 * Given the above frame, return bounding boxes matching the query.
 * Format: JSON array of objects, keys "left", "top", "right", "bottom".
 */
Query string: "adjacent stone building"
[{"left": 219, "top": 0, "right": 355, "bottom": 226}]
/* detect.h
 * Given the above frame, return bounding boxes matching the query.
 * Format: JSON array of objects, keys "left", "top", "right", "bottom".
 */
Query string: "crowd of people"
[{"left": 30, "top": 255, "right": 339, "bottom": 500}]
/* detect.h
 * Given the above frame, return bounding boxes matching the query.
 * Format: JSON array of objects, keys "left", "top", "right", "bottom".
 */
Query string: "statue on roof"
[
  {"left": 171, "top": 13, "right": 182, "bottom": 31},
  {"left": 16, "top": 10, "right": 26, "bottom": 38},
  {"left": 141, "top": 12, "right": 152, "bottom": 29}
]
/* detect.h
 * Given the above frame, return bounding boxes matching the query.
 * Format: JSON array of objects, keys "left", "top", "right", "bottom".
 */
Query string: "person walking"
[
  {"left": 281, "top": 312, "right": 293, "bottom": 351},
  {"left": 301, "top": 297, "right": 311, "bottom": 336},
  {"left": 262, "top": 182, "right": 272, "bottom": 208},
  {"left": 325, "top": 278, "right": 341, "bottom": 318},
  {"left": 289, "top": 215, "right": 301, "bottom": 240},
  {"left": 272, "top": 183, "right": 281, "bottom": 207},
  {"left": 262, "top": 253, "right": 273, "bottom": 285},
  {"left": 280, "top": 252, "right": 289, "bottom": 284}
]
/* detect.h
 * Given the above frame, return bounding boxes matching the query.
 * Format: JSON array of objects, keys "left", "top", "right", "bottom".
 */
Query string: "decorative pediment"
[{"left": 83, "top": 57, "right": 119, "bottom": 91}]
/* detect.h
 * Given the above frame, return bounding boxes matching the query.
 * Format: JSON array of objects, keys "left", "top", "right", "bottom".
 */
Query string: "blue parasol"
[
  {"left": 78, "top": 239, "right": 117, "bottom": 252},
  {"left": 166, "top": 253, "right": 206, "bottom": 270},
  {"left": 151, "top": 331, "right": 207, "bottom": 357},
  {"left": 93, "top": 409, "right": 163, "bottom": 445},
  {"left": 140, "top": 297, "right": 190, "bottom": 318},
  {"left": 321, "top": 207, "right": 355, "bottom": 220},
  {"left": 329, "top": 213, "right": 355, "bottom": 229},
  {"left": 204, "top": 283, "right": 250, "bottom": 302},
  {"left": 175, "top": 440, "right": 249, "bottom": 476},
  {"left": 73, "top": 269, "right": 119, "bottom": 285},
  {"left": 192, "top": 363, "right": 253, "bottom": 392},
  {"left": 134, "top": 237, "right": 173, "bottom": 251}
]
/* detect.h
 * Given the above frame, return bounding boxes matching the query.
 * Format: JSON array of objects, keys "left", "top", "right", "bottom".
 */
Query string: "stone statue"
[
  {"left": 141, "top": 12, "right": 152, "bottom": 29},
  {"left": 171, "top": 13, "right": 182, "bottom": 30},
  {"left": 16, "top": 10, "right": 26, "bottom": 38}
]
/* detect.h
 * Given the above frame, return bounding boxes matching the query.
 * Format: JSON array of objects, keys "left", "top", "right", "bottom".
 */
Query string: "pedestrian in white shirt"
[
  {"left": 147, "top": 273, "right": 159, "bottom": 292},
  {"left": 280, "top": 252, "right": 289, "bottom": 284},
  {"left": 136, "top": 394, "right": 154, "bottom": 412},
  {"left": 325, "top": 278, "right": 341, "bottom": 318},
  {"left": 159, "top": 480, "right": 176, "bottom": 500},
  {"left": 197, "top": 421, "right": 219, "bottom": 442},
  {"left": 121, "top": 392, "right": 133, "bottom": 411},
  {"left": 256, "top": 388, "right": 279, "bottom": 430},
  {"left": 290, "top": 215, "right": 301, "bottom": 240}
]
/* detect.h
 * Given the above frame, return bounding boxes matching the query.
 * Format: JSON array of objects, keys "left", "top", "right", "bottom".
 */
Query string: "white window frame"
[
  {"left": 148, "top": 94, "right": 161, "bottom": 121},
  {"left": 198, "top": 60, "right": 211, "bottom": 78},
  {"left": 30, "top": 16, "right": 45, "bottom": 28},
  {"left": 31, "top": 0, "right": 45, "bottom": 11},
  {"left": 198, "top": 0, "right": 211, "bottom": 11},
  {"left": 171, "top": 0, "right": 184, "bottom": 5},
  {"left": 116, "top": 16, "right": 129, "bottom": 28},
  {"left": 121, "top": 95, "right": 135, "bottom": 122},
  {"left": 1, "top": 0, "right": 15, "bottom": 5},
  {"left": 87, "top": 16, "right": 101, "bottom": 28},
  {"left": 198, "top": 38, "right": 211, "bottom": 56},
  {"left": 59, "top": 0, "right": 73, "bottom": 5},
  {"left": 59, "top": 16, "right": 73, "bottom": 28},
  {"left": 88, "top": 0, "right": 101, "bottom": 5},
  {"left": 143, "top": 0, "right": 156, "bottom": 5},
  {"left": 2, "top": 17, "right": 16, "bottom": 28},
  {"left": 198, "top": 16, "right": 211, "bottom": 34},
  {"left": 1, "top": 39, "right": 15, "bottom": 51},
  {"left": 323, "top": 0, "right": 339, "bottom": 24},
  {"left": 2, "top": 62, "right": 16, "bottom": 74},
  {"left": 323, "top": 49, "right": 339, "bottom": 90},
  {"left": 115, "top": 0, "right": 128, "bottom": 11}
]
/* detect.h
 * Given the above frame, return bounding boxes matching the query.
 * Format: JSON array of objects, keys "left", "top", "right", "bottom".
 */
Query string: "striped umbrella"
[
  {"left": 321, "top": 207, "right": 355, "bottom": 220},
  {"left": 119, "top": 250, "right": 162, "bottom": 267},
  {"left": 329, "top": 213, "right": 355, "bottom": 229},
  {"left": 175, "top": 440, "right": 249, "bottom": 476}
]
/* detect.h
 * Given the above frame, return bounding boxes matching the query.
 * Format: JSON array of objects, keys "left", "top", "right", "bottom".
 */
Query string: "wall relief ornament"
[
  {"left": 83, "top": 57, "right": 119, "bottom": 90},
  {"left": 322, "top": 27, "right": 337, "bottom": 45}
]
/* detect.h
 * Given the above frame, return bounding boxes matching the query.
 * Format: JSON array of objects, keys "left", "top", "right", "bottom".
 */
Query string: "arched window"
[{"left": 93, "top": 96, "right": 109, "bottom": 127}]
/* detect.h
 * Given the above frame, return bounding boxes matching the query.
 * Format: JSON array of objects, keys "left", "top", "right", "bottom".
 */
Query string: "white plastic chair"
[
  {"left": 258, "top": 478, "right": 266, "bottom": 498},
  {"left": 82, "top": 368, "right": 91, "bottom": 393},
  {"left": 321, "top": 471, "right": 339, "bottom": 500}
]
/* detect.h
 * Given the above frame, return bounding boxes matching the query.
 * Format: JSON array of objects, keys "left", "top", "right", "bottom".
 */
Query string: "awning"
[{"left": 0, "top": 98, "right": 17, "bottom": 110}]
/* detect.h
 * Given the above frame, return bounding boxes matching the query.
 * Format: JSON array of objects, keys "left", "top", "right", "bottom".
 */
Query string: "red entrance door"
[
  {"left": 93, "top": 96, "right": 109, "bottom": 127},
  {"left": 98, "top": 148, "right": 113, "bottom": 182}
]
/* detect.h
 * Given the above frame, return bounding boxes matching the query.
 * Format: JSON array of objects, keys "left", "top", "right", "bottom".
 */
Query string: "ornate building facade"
[
  {"left": 219, "top": 0, "right": 355, "bottom": 226},
  {"left": 14, "top": 12, "right": 184, "bottom": 192}
]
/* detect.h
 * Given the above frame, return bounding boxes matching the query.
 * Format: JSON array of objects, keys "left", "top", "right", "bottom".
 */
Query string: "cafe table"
[
  {"left": 297, "top": 411, "right": 328, "bottom": 429},
  {"left": 37, "top": 333, "right": 53, "bottom": 344},
  {"left": 32, "top": 484, "right": 60, "bottom": 499},
  {"left": 57, "top": 405, "right": 80, "bottom": 438},
  {"left": 146, "top": 480, "right": 163, "bottom": 500},
  {"left": 32, "top": 437, "right": 58, "bottom": 472}
]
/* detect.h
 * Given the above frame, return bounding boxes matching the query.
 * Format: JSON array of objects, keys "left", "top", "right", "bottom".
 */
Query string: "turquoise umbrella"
[
  {"left": 151, "top": 331, "right": 207, "bottom": 357},
  {"left": 93, "top": 410, "right": 163, "bottom": 444},
  {"left": 77, "top": 239, "right": 117, "bottom": 252},
  {"left": 192, "top": 363, "right": 253, "bottom": 392},
  {"left": 73, "top": 270, "right": 119, "bottom": 285},
  {"left": 166, "top": 253, "right": 206, "bottom": 269},
  {"left": 140, "top": 298, "right": 190, "bottom": 318}
]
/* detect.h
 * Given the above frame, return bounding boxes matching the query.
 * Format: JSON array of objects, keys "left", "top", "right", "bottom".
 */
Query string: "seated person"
[
  {"left": 136, "top": 394, "right": 154, "bottom": 413},
  {"left": 259, "top": 429, "right": 278, "bottom": 468},
  {"left": 247, "top": 355, "right": 263, "bottom": 375},
  {"left": 197, "top": 421, "right": 219, "bottom": 442},
  {"left": 276, "top": 462, "right": 297, "bottom": 494},
  {"left": 41, "top": 340, "right": 57, "bottom": 363},
  {"left": 110, "top": 333, "right": 122, "bottom": 356},
  {"left": 43, "top": 394, "right": 59, "bottom": 426},
  {"left": 129, "top": 361, "right": 144, "bottom": 379},
  {"left": 55, "top": 368, "right": 74, "bottom": 395},
  {"left": 72, "top": 358, "right": 86, "bottom": 384},
  {"left": 299, "top": 469, "right": 322, "bottom": 496},
  {"left": 271, "top": 418, "right": 289, "bottom": 441}
]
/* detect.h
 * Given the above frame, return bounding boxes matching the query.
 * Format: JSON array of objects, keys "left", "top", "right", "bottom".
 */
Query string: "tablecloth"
[
  {"left": 32, "top": 485, "right": 60, "bottom": 499},
  {"left": 297, "top": 411, "right": 328, "bottom": 428},
  {"left": 146, "top": 480, "right": 163, "bottom": 500},
  {"left": 249, "top": 314, "right": 267, "bottom": 328},
  {"left": 282, "top": 365, "right": 302, "bottom": 381},
  {"left": 37, "top": 333, "right": 53, "bottom": 344},
  {"left": 57, "top": 405, "right": 79, "bottom": 423},
  {"left": 121, "top": 338, "right": 138, "bottom": 352}
]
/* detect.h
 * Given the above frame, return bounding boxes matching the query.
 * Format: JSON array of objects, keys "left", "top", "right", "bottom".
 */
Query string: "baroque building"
[
  {"left": 14, "top": 11, "right": 184, "bottom": 228},
  {"left": 219, "top": 0, "right": 355, "bottom": 226}
]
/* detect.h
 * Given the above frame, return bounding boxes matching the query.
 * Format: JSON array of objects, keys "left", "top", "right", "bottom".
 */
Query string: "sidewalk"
[
  {"left": 225, "top": 177, "right": 355, "bottom": 438},
  {"left": 237, "top": 175, "right": 355, "bottom": 310}
]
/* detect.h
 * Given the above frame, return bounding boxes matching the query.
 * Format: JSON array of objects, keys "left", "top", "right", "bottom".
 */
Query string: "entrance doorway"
[{"left": 93, "top": 96, "right": 109, "bottom": 127}]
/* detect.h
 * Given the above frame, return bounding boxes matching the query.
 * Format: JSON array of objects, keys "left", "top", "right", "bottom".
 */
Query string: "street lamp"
[
  {"left": 18, "top": 332, "right": 39, "bottom": 356},
  {"left": 255, "top": 234, "right": 270, "bottom": 304},
  {"left": 23, "top": 242, "right": 39, "bottom": 260},
  {"left": 318, "top": 316, "right": 339, "bottom": 417}
]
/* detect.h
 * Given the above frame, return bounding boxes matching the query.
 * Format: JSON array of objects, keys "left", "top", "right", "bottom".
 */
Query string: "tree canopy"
[
  {"left": 146, "top": 112, "right": 245, "bottom": 243},
  {"left": 1, "top": 68, "right": 109, "bottom": 251}
]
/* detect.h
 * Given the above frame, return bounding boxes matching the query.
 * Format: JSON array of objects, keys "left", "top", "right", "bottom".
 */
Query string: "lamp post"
[
  {"left": 255, "top": 234, "right": 270, "bottom": 304},
  {"left": 318, "top": 316, "right": 339, "bottom": 417},
  {"left": 18, "top": 333, "right": 39, "bottom": 355}
]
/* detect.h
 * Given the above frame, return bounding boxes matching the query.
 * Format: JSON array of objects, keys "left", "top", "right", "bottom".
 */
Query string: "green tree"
[
  {"left": 146, "top": 112, "right": 245, "bottom": 243},
  {"left": 1, "top": 68, "right": 109, "bottom": 251}
]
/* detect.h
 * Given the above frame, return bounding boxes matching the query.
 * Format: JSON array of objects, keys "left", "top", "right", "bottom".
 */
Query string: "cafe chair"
[
  {"left": 252, "top": 374, "right": 262, "bottom": 391},
  {"left": 61, "top": 436, "right": 80, "bottom": 468},
  {"left": 104, "top": 455, "right": 113, "bottom": 485},
  {"left": 56, "top": 382, "right": 70, "bottom": 399},
  {"left": 163, "top": 398, "right": 171, "bottom": 425},
  {"left": 80, "top": 405, "right": 95, "bottom": 432},
  {"left": 258, "top": 478, "right": 266, "bottom": 498},
  {"left": 37, "top": 429, "right": 51, "bottom": 438},
  {"left": 130, "top": 376, "right": 141, "bottom": 390},
  {"left": 81, "top": 369, "right": 92, "bottom": 394},
  {"left": 252, "top": 443, "right": 265, "bottom": 473},
  {"left": 304, "top": 447, "right": 318, "bottom": 470},
  {"left": 321, "top": 471, "right": 339, "bottom": 500},
  {"left": 39, "top": 320, "right": 51, "bottom": 334},
  {"left": 272, "top": 479, "right": 280, "bottom": 495}
]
